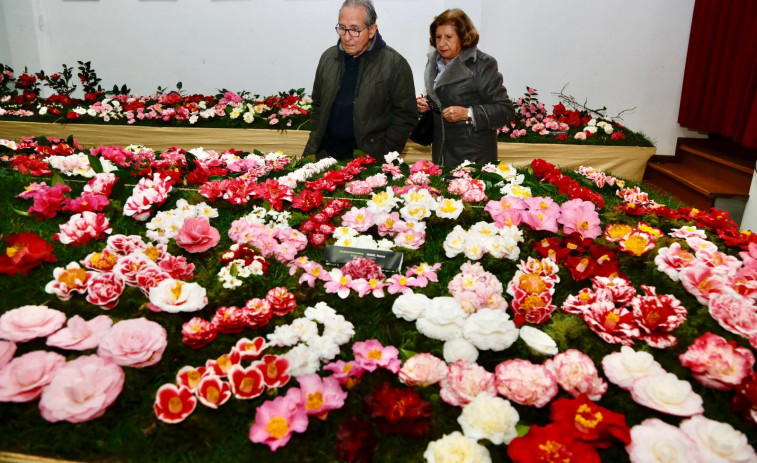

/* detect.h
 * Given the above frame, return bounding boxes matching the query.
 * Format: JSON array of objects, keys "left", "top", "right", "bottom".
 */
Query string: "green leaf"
[
  {"left": 11, "top": 206, "right": 29, "bottom": 217},
  {"left": 253, "top": 149, "right": 264, "bottom": 157},
  {"left": 184, "top": 151, "right": 197, "bottom": 168},
  {"left": 51, "top": 172, "right": 67, "bottom": 188},
  {"left": 87, "top": 154, "right": 104, "bottom": 174},
  {"left": 516, "top": 424, "right": 530, "bottom": 437},
  {"left": 176, "top": 81, "right": 183, "bottom": 90},
  {"left": 398, "top": 348, "right": 418, "bottom": 360}
]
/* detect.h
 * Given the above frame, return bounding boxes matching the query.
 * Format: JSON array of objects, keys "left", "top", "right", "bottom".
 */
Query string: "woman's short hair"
[{"left": 429, "top": 9, "right": 479, "bottom": 49}]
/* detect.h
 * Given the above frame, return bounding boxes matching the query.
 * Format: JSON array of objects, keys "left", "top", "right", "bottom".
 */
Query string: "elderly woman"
[{"left": 417, "top": 9, "right": 515, "bottom": 167}]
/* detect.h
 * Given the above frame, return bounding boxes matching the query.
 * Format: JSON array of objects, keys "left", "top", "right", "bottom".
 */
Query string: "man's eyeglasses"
[{"left": 335, "top": 25, "right": 368, "bottom": 37}]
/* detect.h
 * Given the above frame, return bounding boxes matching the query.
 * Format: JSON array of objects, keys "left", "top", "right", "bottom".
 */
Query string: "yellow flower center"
[
  {"left": 518, "top": 274, "right": 546, "bottom": 293},
  {"left": 170, "top": 282, "right": 184, "bottom": 302},
  {"left": 522, "top": 294, "right": 546, "bottom": 312},
  {"left": 90, "top": 252, "right": 117, "bottom": 270},
  {"left": 266, "top": 417, "right": 289, "bottom": 440},
  {"left": 306, "top": 392, "right": 324, "bottom": 411},
  {"left": 368, "top": 349, "right": 382, "bottom": 361},
  {"left": 240, "top": 377, "right": 255, "bottom": 393},
  {"left": 168, "top": 397, "right": 184, "bottom": 414},
  {"left": 187, "top": 370, "right": 202, "bottom": 389},
  {"left": 206, "top": 386, "right": 219, "bottom": 404},
  {"left": 143, "top": 246, "right": 160, "bottom": 261},
  {"left": 6, "top": 243, "right": 24, "bottom": 259},
  {"left": 578, "top": 221, "right": 589, "bottom": 231},
  {"left": 266, "top": 362, "right": 278, "bottom": 378},
  {"left": 217, "top": 354, "right": 232, "bottom": 373},
  {"left": 624, "top": 235, "right": 650, "bottom": 255},
  {"left": 59, "top": 267, "right": 87, "bottom": 288},
  {"left": 342, "top": 364, "right": 353, "bottom": 373},
  {"left": 575, "top": 404, "right": 603, "bottom": 430},
  {"left": 607, "top": 224, "right": 633, "bottom": 239}
]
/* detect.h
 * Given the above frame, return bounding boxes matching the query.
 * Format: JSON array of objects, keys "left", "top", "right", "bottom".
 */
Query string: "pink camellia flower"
[
  {"left": 341, "top": 207, "right": 375, "bottom": 232},
  {"left": 295, "top": 373, "right": 348, "bottom": 419},
  {"left": 399, "top": 353, "right": 449, "bottom": 387},
  {"left": 558, "top": 198, "right": 602, "bottom": 239},
  {"left": 439, "top": 360, "right": 497, "bottom": 407},
  {"left": 679, "top": 332, "right": 755, "bottom": 390},
  {"left": 85, "top": 271, "right": 126, "bottom": 310},
  {"left": 82, "top": 249, "right": 119, "bottom": 273},
  {"left": 153, "top": 383, "right": 197, "bottom": 424},
  {"left": 26, "top": 183, "right": 71, "bottom": 220},
  {"left": 249, "top": 388, "right": 309, "bottom": 451},
  {"left": 175, "top": 216, "right": 220, "bottom": 253},
  {"left": 84, "top": 172, "right": 117, "bottom": 196},
  {"left": 495, "top": 359, "right": 558, "bottom": 408},
  {"left": 324, "top": 269, "right": 353, "bottom": 299},
  {"left": 520, "top": 197, "right": 561, "bottom": 233},
  {"left": 323, "top": 360, "right": 366, "bottom": 389},
  {"left": 112, "top": 252, "right": 157, "bottom": 286},
  {"left": 97, "top": 318, "right": 167, "bottom": 368},
  {"left": 679, "top": 264, "right": 728, "bottom": 306},
  {"left": 158, "top": 254, "right": 195, "bottom": 280},
  {"left": 0, "top": 305, "right": 66, "bottom": 342},
  {"left": 46, "top": 315, "right": 113, "bottom": 350},
  {"left": 0, "top": 351, "right": 66, "bottom": 402},
  {"left": 39, "top": 355, "right": 125, "bottom": 423},
  {"left": 195, "top": 374, "right": 232, "bottom": 409},
  {"left": 228, "top": 364, "right": 265, "bottom": 400},
  {"left": 484, "top": 197, "right": 525, "bottom": 228},
  {"left": 630, "top": 372, "right": 703, "bottom": 416},
  {"left": 0, "top": 340, "right": 16, "bottom": 369},
  {"left": 626, "top": 418, "right": 702, "bottom": 463},
  {"left": 181, "top": 317, "right": 217, "bottom": 349},
  {"left": 708, "top": 293, "right": 757, "bottom": 339},
  {"left": 62, "top": 192, "right": 109, "bottom": 214},
  {"left": 654, "top": 243, "right": 696, "bottom": 281},
  {"left": 352, "top": 339, "right": 401, "bottom": 373},
  {"left": 54, "top": 211, "right": 112, "bottom": 246},
  {"left": 148, "top": 279, "right": 208, "bottom": 313},
  {"left": 545, "top": 349, "right": 608, "bottom": 401},
  {"left": 106, "top": 234, "right": 147, "bottom": 257},
  {"left": 619, "top": 230, "right": 657, "bottom": 256}
]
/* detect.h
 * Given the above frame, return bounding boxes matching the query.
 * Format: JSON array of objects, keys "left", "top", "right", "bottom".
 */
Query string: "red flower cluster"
[
  {"left": 304, "top": 155, "right": 376, "bottom": 192},
  {"left": 0, "top": 232, "right": 56, "bottom": 276},
  {"left": 181, "top": 287, "right": 296, "bottom": 349},
  {"left": 334, "top": 416, "right": 377, "bottom": 463},
  {"left": 531, "top": 159, "right": 605, "bottom": 208},
  {"left": 532, "top": 234, "right": 622, "bottom": 282},
  {"left": 299, "top": 198, "right": 353, "bottom": 247},
  {"left": 552, "top": 103, "right": 592, "bottom": 127}
]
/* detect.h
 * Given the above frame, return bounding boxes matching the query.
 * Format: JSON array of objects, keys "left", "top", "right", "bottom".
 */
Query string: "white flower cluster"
[
  {"left": 277, "top": 157, "right": 338, "bottom": 189},
  {"left": 482, "top": 161, "right": 525, "bottom": 184},
  {"left": 145, "top": 199, "right": 218, "bottom": 244},
  {"left": 392, "top": 292, "right": 519, "bottom": 363},
  {"left": 235, "top": 206, "right": 292, "bottom": 229},
  {"left": 216, "top": 247, "right": 267, "bottom": 290},
  {"left": 267, "top": 302, "right": 355, "bottom": 377},
  {"left": 332, "top": 226, "right": 395, "bottom": 251},
  {"left": 584, "top": 118, "right": 615, "bottom": 135},
  {"left": 443, "top": 222, "right": 523, "bottom": 260},
  {"left": 44, "top": 153, "right": 118, "bottom": 177}
]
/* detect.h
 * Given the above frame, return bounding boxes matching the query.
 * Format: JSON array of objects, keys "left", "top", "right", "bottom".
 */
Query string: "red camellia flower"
[
  {"left": 549, "top": 394, "right": 631, "bottom": 448},
  {"left": 244, "top": 298, "right": 273, "bottom": 329},
  {"left": 334, "top": 416, "right": 377, "bottom": 463},
  {"left": 508, "top": 423, "right": 601, "bottom": 463},
  {"left": 195, "top": 375, "right": 231, "bottom": 409},
  {"left": 363, "top": 382, "right": 432, "bottom": 439},
  {"left": 0, "top": 232, "right": 56, "bottom": 275},
  {"left": 211, "top": 306, "right": 248, "bottom": 334},
  {"left": 228, "top": 364, "right": 265, "bottom": 400},
  {"left": 253, "top": 354, "right": 290, "bottom": 388},
  {"left": 291, "top": 188, "right": 324, "bottom": 212},
  {"left": 181, "top": 317, "right": 218, "bottom": 349},
  {"left": 154, "top": 384, "right": 197, "bottom": 423},
  {"left": 265, "top": 287, "right": 297, "bottom": 317},
  {"left": 10, "top": 156, "right": 52, "bottom": 177},
  {"left": 732, "top": 371, "right": 757, "bottom": 425}
]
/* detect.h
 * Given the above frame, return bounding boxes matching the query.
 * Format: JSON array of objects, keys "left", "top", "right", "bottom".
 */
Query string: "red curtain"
[{"left": 678, "top": 0, "right": 757, "bottom": 148}]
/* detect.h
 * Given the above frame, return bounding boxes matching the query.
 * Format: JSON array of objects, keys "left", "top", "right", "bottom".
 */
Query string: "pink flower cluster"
[
  {"left": 562, "top": 277, "right": 687, "bottom": 348},
  {"left": 447, "top": 169, "right": 488, "bottom": 202},
  {"left": 45, "top": 234, "right": 195, "bottom": 310},
  {"left": 506, "top": 257, "right": 560, "bottom": 326},
  {"left": 54, "top": 211, "right": 112, "bottom": 246},
  {"left": 181, "top": 287, "right": 297, "bottom": 349},
  {"left": 17, "top": 173, "right": 115, "bottom": 222},
  {"left": 485, "top": 196, "right": 602, "bottom": 239},
  {"left": 679, "top": 332, "right": 755, "bottom": 390},
  {"left": 123, "top": 172, "right": 174, "bottom": 221},
  {"left": 344, "top": 173, "right": 388, "bottom": 195},
  {"left": 656, "top": 237, "right": 757, "bottom": 348},
  {"left": 339, "top": 206, "right": 428, "bottom": 250},
  {"left": 576, "top": 165, "right": 626, "bottom": 189},
  {"left": 448, "top": 261, "right": 507, "bottom": 314},
  {"left": 228, "top": 217, "right": 308, "bottom": 263}
]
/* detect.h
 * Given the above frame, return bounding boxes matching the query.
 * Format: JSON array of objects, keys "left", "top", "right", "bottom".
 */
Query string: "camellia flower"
[
  {"left": 323, "top": 360, "right": 366, "bottom": 389},
  {"left": 148, "top": 279, "right": 208, "bottom": 313},
  {"left": 0, "top": 232, "right": 56, "bottom": 275},
  {"left": 54, "top": 211, "right": 112, "bottom": 246},
  {"left": 97, "top": 317, "right": 167, "bottom": 367},
  {"left": 175, "top": 216, "right": 220, "bottom": 253},
  {"left": 545, "top": 349, "right": 608, "bottom": 401},
  {"left": 462, "top": 308, "right": 519, "bottom": 351},
  {"left": 458, "top": 392, "right": 520, "bottom": 445},
  {"left": 295, "top": 373, "right": 347, "bottom": 419},
  {"left": 494, "top": 358, "right": 558, "bottom": 407},
  {"left": 680, "top": 415, "right": 757, "bottom": 462},
  {"left": 195, "top": 374, "right": 232, "bottom": 409},
  {"left": 708, "top": 292, "right": 757, "bottom": 339},
  {"left": 424, "top": 431, "right": 491, "bottom": 463},
  {"left": 399, "top": 353, "right": 448, "bottom": 387},
  {"left": 0, "top": 341, "right": 16, "bottom": 370},
  {"left": 440, "top": 360, "right": 497, "bottom": 407},
  {"left": 631, "top": 372, "right": 704, "bottom": 416},
  {"left": 507, "top": 423, "right": 601, "bottom": 463},
  {"left": 626, "top": 418, "right": 701, "bottom": 463},
  {"left": 0, "top": 305, "right": 66, "bottom": 342},
  {"left": 228, "top": 364, "right": 265, "bottom": 400},
  {"left": 235, "top": 336, "right": 267, "bottom": 360},
  {"left": 0, "top": 350, "right": 66, "bottom": 402},
  {"left": 631, "top": 285, "right": 687, "bottom": 348},
  {"left": 85, "top": 271, "right": 126, "bottom": 310},
  {"left": 39, "top": 355, "right": 125, "bottom": 423},
  {"left": 45, "top": 262, "right": 92, "bottom": 301},
  {"left": 181, "top": 317, "right": 218, "bottom": 349},
  {"left": 253, "top": 354, "right": 291, "bottom": 388},
  {"left": 679, "top": 332, "right": 755, "bottom": 390},
  {"left": 153, "top": 384, "right": 197, "bottom": 424},
  {"left": 519, "top": 325, "right": 558, "bottom": 356},
  {"left": 249, "top": 388, "right": 309, "bottom": 451},
  {"left": 352, "top": 339, "right": 401, "bottom": 373},
  {"left": 549, "top": 394, "right": 631, "bottom": 448},
  {"left": 559, "top": 198, "right": 602, "bottom": 239},
  {"left": 619, "top": 230, "right": 656, "bottom": 256},
  {"left": 415, "top": 297, "right": 466, "bottom": 341},
  {"left": 46, "top": 315, "right": 113, "bottom": 350},
  {"left": 364, "top": 381, "right": 432, "bottom": 438},
  {"left": 334, "top": 416, "right": 377, "bottom": 463},
  {"left": 602, "top": 346, "right": 667, "bottom": 390}
]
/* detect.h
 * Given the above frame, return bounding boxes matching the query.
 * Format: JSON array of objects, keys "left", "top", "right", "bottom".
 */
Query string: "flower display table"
[{"left": 0, "top": 121, "right": 655, "bottom": 181}]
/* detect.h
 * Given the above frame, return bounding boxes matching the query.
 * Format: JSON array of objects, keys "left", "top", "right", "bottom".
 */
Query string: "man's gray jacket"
[{"left": 303, "top": 34, "right": 417, "bottom": 159}]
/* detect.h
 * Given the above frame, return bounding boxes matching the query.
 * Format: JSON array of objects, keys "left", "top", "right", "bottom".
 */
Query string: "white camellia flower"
[
  {"left": 626, "top": 418, "right": 700, "bottom": 463},
  {"left": 284, "top": 344, "right": 321, "bottom": 377},
  {"left": 631, "top": 372, "right": 704, "bottom": 417},
  {"left": 462, "top": 309, "right": 519, "bottom": 351},
  {"left": 321, "top": 315, "right": 355, "bottom": 346},
  {"left": 458, "top": 393, "right": 520, "bottom": 445},
  {"left": 289, "top": 318, "right": 319, "bottom": 344},
  {"left": 391, "top": 291, "right": 430, "bottom": 322},
  {"left": 519, "top": 325, "right": 558, "bottom": 356},
  {"left": 332, "top": 226, "right": 359, "bottom": 241},
  {"left": 602, "top": 346, "right": 667, "bottom": 390},
  {"left": 366, "top": 187, "right": 399, "bottom": 213},
  {"left": 416, "top": 297, "right": 466, "bottom": 341},
  {"left": 443, "top": 338, "right": 479, "bottom": 363},
  {"left": 423, "top": 431, "right": 491, "bottom": 463},
  {"left": 680, "top": 415, "right": 757, "bottom": 463},
  {"left": 147, "top": 279, "right": 207, "bottom": 313},
  {"left": 266, "top": 324, "right": 300, "bottom": 347},
  {"left": 304, "top": 302, "right": 338, "bottom": 324},
  {"left": 435, "top": 197, "right": 464, "bottom": 220},
  {"left": 306, "top": 335, "right": 341, "bottom": 362},
  {"left": 243, "top": 111, "right": 254, "bottom": 123},
  {"left": 443, "top": 225, "right": 467, "bottom": 258}
]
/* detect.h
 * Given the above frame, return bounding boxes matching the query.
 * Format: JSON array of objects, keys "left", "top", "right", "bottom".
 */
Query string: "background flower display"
[{"left": 0, "top": 134, "right": 755, "bottom": 463}]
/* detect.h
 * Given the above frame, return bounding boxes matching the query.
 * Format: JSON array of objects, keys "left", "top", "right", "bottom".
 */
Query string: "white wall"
[{"left": 0, "top": 0, "right": 702, "bottom": 155}]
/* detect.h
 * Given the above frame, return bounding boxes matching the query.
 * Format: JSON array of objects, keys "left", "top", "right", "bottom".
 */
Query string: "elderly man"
[{"left": 303, "top": 0, "right": 417, "bottom": 161}]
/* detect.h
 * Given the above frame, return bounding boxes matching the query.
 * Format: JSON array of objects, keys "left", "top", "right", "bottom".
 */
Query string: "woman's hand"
[
  {"left": 417, "top": 97, "right": 431, "bottom": 114},
  {"left": 441, "top": 105, "right": 469, "bottom": 123}
]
